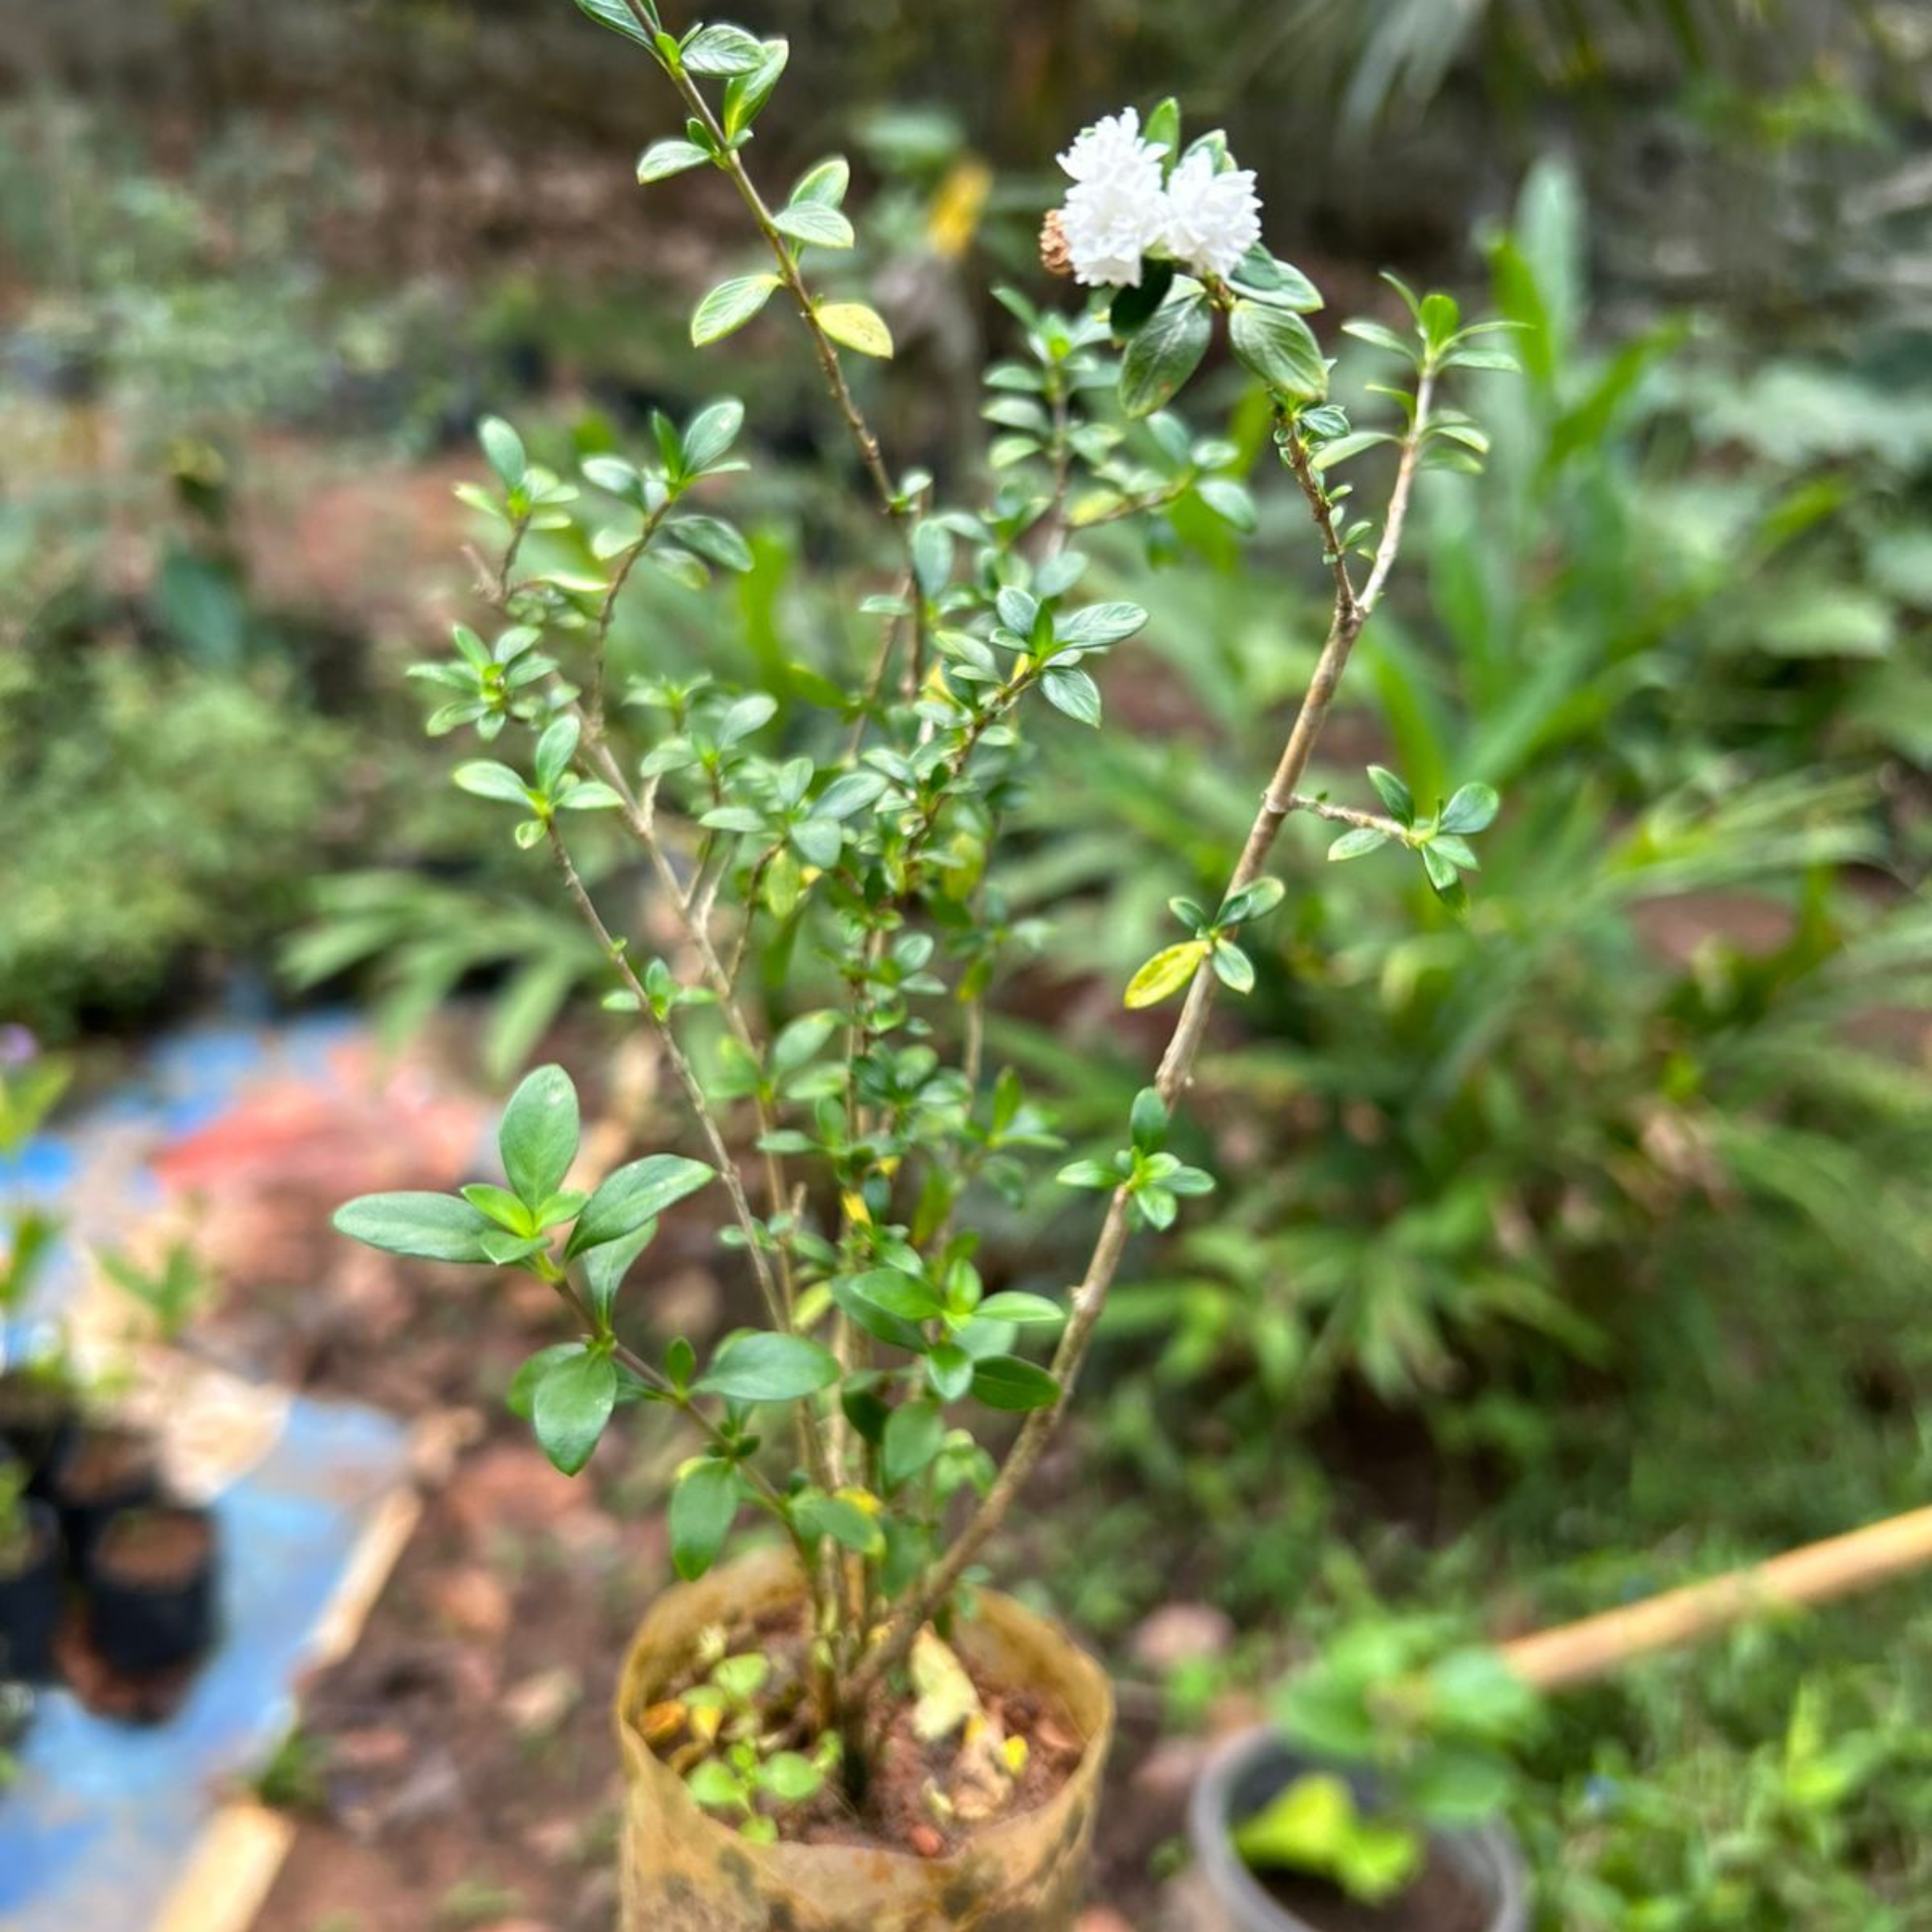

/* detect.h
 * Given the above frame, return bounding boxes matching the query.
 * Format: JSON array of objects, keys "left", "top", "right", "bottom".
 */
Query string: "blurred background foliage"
[{"left": 2, "top": 1, "right": 1930, "bottom": 1919}]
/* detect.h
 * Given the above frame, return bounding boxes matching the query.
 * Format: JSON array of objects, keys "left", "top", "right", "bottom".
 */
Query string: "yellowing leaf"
[
  {"left": 816, "top": 301, "right": 894, "bottom": 359},
  {"left": 1124, "top": 940, "right": 1211, "bottom": 1009},
  {"left": 910, "top": 1629, "right": 983, "bottom": 1743}
]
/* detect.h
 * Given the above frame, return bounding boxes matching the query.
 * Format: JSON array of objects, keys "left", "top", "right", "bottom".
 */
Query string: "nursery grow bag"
[
  {"left": 88, "top": 1504, "right": 218, "bottom": 1675},
  {"left": 0, "top": 1374, "right": 77, "bottom": 1495},
  {"left": 1188, "top": 1730, "right": 1530, "bottom": 1932},
  {"left": 51, "top": 1424, "right": 161, "bottom": 1575},
  {"left": 615, "top": 1546, "right": 1115, "bottom": 1932},
  {"left": 0, "top": 1499, "right": 62, "bottom": 1682}
]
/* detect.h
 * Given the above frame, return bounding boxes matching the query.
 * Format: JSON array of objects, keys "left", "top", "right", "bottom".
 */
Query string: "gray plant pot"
[{"left": 1187, "top": 1729, "right": 1530, "bottom": 1932}]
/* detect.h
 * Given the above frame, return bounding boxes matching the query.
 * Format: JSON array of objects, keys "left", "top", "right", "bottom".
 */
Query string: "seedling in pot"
[
  {"left": 0, "top": 1457, "right": 62, "bottom": 1685},
  {"left": 650, "top": 1648, "right": 844, "bottom": 1842},
  {"left": 1202, "top": 1616, "right": 1540, "bottom": 1931},
  {"left": 88, "top": 1502, "right": 219, "bottom": 1677},
  {"left": 50, "top": 1421, "right": 161, "bottom": 1575}
]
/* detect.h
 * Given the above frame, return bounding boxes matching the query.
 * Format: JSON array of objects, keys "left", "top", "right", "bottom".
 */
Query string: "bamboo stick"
[{"left": 1498, "top": 1505, "right": 1932, "bottom": 1693}]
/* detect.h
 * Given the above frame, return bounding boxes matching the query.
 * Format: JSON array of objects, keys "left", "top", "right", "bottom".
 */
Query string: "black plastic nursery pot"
[
  {"left": 0, "top": 1371, "right": 78, "bottom": 1495},
  {"left": 88, "top": 1504, "right": 219, "bottom": 1676},
  {"left": 49, "top": 1422, "right": 161, "bottom": 1575},
  {"left": 1188, "top": 1730, "right": 1529, "bottom": 1932},
  {"left": 0, "top": 1498, "right": 63, "bottom": 1684}
]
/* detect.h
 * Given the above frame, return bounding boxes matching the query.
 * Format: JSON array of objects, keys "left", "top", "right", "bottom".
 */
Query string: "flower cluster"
[{"left": 1053, "top": 107, "right": 1262, "bottom": 289}]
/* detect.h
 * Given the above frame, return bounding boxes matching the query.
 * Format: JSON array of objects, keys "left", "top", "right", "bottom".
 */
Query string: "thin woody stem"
[
  {"left": 848, "top": 374, "right": 1439, "bottom": 1707},
  {"left": 659, "top": 62, "right": 907, "bottom": 535},
  {"left": 544, "top": 821, "right": 793, "bottom": 1341},
  {"left": 544, "top": 816, "right": 847, "bottom": 1635}
]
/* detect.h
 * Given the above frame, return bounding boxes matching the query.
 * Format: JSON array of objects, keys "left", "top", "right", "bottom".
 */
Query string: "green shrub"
[{"left": 0, "top": 646, "right": 341, "bottom": 1034}]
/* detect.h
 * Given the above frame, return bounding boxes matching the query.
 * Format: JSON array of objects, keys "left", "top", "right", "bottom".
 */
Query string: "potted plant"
[
  {"left": 1191, "top": 1617, "right": 1537, "bottom": 1932},
  {"left": 335, "top": 6, "right": 1512, "bottom": 1923},
  {"left": 86, "top": 1502, "right": 219, "bottom": 1677},
  {"left": 0, "top": 1455, "right": 60, "bottom": 1685}
]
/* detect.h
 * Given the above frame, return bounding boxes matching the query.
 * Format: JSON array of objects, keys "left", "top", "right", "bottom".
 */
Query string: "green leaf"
[
  {"left": 479, "top": 416, "right": 527, "bottom": 488},
  {"left": 1421, "top": 844, "right": 1463, "bottom": 891},
  {"left": 1429, "top": 833, "right": 1480, "bottom": 870},
  {"left": 755, "top": 1752, "right": 824, "bottom": 1804},
  {"left": 637, "top": 139, "right": 711, "bottom": 184},
  {"left": 454, "top": 761, "right": 532, "bottom": 807},
  {"left": 569, "top": 0, "right": 658, "bottom": 49},
  {"left": 682, "top": 399, "right": 745, "bottom": 473},
  {"left": 1125, "top": 940, "right": 1210, "bottom": 1009},
  {"left": 882, "top": 1400, "right": 945, "bottom": 1488},
  {"left": 1329, "top": 826, "right": 1392, "bottom": 861},
  {"left": 686, "top": 1758, "right": 745, "bottom": 1812},
  {"left": 1366, "top": 765, "right": 1416, "bottom": 825},
  {"left": 791, "top": 157, "right": 850, "bottom": 208},
  {"left": 722, "top": 37, "right": 788, "bottom": 139},
  {"left": 1110, "top": 258, "right": 1176, "bottom": 337},
  {"left": 1310, "top": 430, "right": 1396, "bottom": 473},
  {"left": 1230, "top": 247, "right": 1324, "bottom": 311},
  {"left": 1439, "top": 783, "right": 1500, "bottom": 834},
  {"left": 692, "top": 275, "right": 780, "bottom": 347},
  {"left": 774, "top": 203, "right": 855, "bottom": 250},
  {"left": 1196, "top": 477, "right": 1258, "bottom": 531},
  {"left": 1056, "top": 601, "right": 1148, "bottom": 649},
  {"left": 1057, "top": 1158, "right": 1123, "bottom": 1191},
  {"left": 670, "top": 1460, "right": 739, "bottom": 1580},
  {"left": 815, "top": 301, "right": 894, "bottom": 359},
  {"left": 681, "top": 22, "right": 767, "bottom": 73},
  {"left": 333, "top": 1192, "right": 495, "bottom": 1264},
  {"left": 1041, "top": 666, "right": 1102, "bottom": 727},
  {"left": 461, "top": 1182, "right": 532, "bottom": 1232},
  {"left": 1144, "top": 96, "right": 1182, "bottom": 161},
  {"left": 970, "top": 1356, "right": 1061, "bottom": 1412},
  {"left": 971, "top": 1292, "right": 1065, "bottom": 1327},
  {"left": 671, "top": 515, "right": 754, "bottom": 572},
  {"left": 925, "top": 1343, "right": 974, "bottom": 1402},
  {"left": 568, "top": 1155, "right": 713, "bottom": 1255},
  {"left": 1212, "top": 940, "right": 1255, "bottom": 993},
  {"left": 1233, "top": 1774, "right": 1421, "bottom": 1905},
  {"left": 1228, "top": 300, "right": 1328, "bottom": 402},
  {"left": 498, "top": 1066, "right": 580, "bottom": 1208},
  {"left": 1130, "top": 1085, "right": 1167, "bottom": 1153},
  {"left": 771, "top": 1010, "right": 839, "bottom": 1079},
  {"left": 696, "top": 1332, "right": 840, "bottom": 1402},
  {"left": 583, "top": 1220, "right": 658, "bottom": 1320},
  {"left": 507, "top": 1343, "right": 582, "bottom": 1421},
  {"left": 1219, "top": 876, "right": 1285, "bottom": 924},
  {"left": 1119, "top": 291, "right": 1210, "bottom": 418},
  {"left": 532, "top": 1348, "right": 617, "bottom": 1476},
  {"left": 791, "top": 1490, "right": 883, "bottom": 1556},
  {"left": 847, "top": 1268, "right": 944, "bottom": 1323}
]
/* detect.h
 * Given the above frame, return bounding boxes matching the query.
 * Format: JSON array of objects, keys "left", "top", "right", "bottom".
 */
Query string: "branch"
[
  {"left": 662, "top": 63, "right": 908, "bottom": 539},
  {"left": 847, "top": 376, "right": 1440, "bottom": 1706},
  {"left": 1285, "top": 794, "right": 1413, "bottom": 840}
]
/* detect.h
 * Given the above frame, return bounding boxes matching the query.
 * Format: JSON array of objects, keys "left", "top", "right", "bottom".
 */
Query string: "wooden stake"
[{"left": 1499, "top": 1504, "right": 1932, "bottom": 1693}]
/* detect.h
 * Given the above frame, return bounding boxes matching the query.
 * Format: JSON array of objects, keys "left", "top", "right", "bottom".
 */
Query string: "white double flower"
[{"left": 1054, "top": 108, "right": 1262, "bottom": 290}]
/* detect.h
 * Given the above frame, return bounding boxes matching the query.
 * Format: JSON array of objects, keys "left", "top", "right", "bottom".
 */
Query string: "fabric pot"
[
  {"left": 1187, "top": 1730, "right": 1530, "bottom": 1932},
  {"left": 615, "top": 1546, "right": 1115, "bottom": 1932},
  {"left": 88, "top": 1504, "right": 218, "bottom": 1674},
  {"left": 0, "top": 1499, "right": 62, "bottom": 1682}
]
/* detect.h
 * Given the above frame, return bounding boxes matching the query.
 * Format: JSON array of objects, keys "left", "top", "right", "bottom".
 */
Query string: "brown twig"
[{"left": 848, "top": 373, "right": 1439, "bottom": 1708}]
